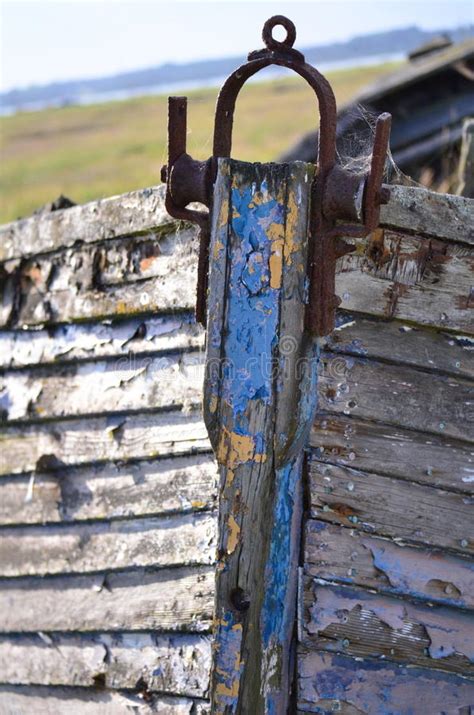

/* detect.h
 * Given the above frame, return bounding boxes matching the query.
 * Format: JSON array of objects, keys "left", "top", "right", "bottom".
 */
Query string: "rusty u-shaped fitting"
[{"left": 163, "top": 15, "right": 391, "bottom": 334}]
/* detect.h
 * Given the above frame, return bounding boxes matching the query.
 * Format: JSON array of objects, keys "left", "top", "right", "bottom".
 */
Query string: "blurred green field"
[{"left": 0, "top": 62, "right": 398, "bottom": 224}]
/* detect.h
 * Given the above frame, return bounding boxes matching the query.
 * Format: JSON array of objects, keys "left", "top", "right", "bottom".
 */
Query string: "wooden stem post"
[{"left": 204, "top": 159, "right": 319, "bottom": 713}]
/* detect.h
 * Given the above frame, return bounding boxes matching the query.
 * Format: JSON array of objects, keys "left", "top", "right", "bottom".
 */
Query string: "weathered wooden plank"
[
  {"left": 2, "top": 332, "right": 470, "bottom": 430},
  {"left": 309, "top": 461, "right": 473, "bottom": 555},
  {"left": 2, "top": 332, "right": 472, "bottom": 429},
  {"left": 1, "top": 311, "right": 471, "bottom": 380},
  {"left": 0, "top": 689, "right": 202, "bottom": 714},
  {"left": 0, "top": 687, "right": 205, "bottom": 715},
  {"left": 0, "top": 313, "right": 204, "bottom": 370},
  {"left": 309, "top": 414, "right": 474, "bottom": 492},
  {"left": 1, "top": 180, "right": 471, "bottom": 266},
  {"left": 304, "top": 520, "right": 474, "bottom": 610},
  {"left": 301, "top": 579, "right": 474, "bottom": 676},
  {"left": 0, "top": 566, "right": 213, "bottom": 633},
  {"left": 0, "top": 633, "right": 211, "bottom": 698},
  {"left": 0, "top": 454, "right": 217, "bottom": 525},
  {"left": 0, "top": 409, "right": 210, "bottom": 477},
  {"left": 0, "top": 511, "right": 216, "bottom": 577},
  {"left": 1, "top": 228, "right": 197, "bottom": 328},
  {"left": 0, "top": 351, "right": 204, "bottom": 423},
  {"left": 336, "top": 229, "right": 474, "bottom": 333},
  {"left": 298, "top": 650, "right": 474, "bottom": 713},
  {"left": 328, "top": 313, "right": 473, "bottom": 380},
  {"left": 319, "top": 352, "right": 473, "bottom": 442},
  {"left": 205, "top": 160, "right": 319, "bottom": 713},
  {"left": 0, "top": 185, "right": 172, "bottom": 263},
  {"left": 2, "top": 225, "right": 472, "bottom": 333},
  {"left": 380, "top": 183, "right": 474, "bottom": 245}
]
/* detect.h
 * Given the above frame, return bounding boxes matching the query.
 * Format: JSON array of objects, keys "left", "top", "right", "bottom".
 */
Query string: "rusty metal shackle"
[
  {"left": 212, "top": 15, "right": 337, "bottom": 176},
  {"left": 163, "top": 15, "right": 392, "bottom": 334}
]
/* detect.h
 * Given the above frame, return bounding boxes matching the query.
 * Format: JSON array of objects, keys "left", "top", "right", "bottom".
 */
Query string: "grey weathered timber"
[
  {"left": 0, "top": 313, "right": 203, "bottom": 369},
  {"left": 327, "top": 313, "right": 473, "bottom": 379},
  {"left": 2, "top": 326, "right": 472, "bottom": 429},
  {"left": 0, "top": 455, "right": 216, "bottom": 525},
  {"left": 456, "top": 118, "right": 474, "bottom": 198},
  {"left": 336, "top": 228, "right": 474, "bottom": 333},
  {"left": 2, "top": 225, "right": 472, "bottom": 333},
  {"left": 380, "top": 183, "right": 474, "bottom": 244},
  {"left": 0, "top": 185, "right": 172, "bottom": 262},
  {"left": 0, "top": 633, "right": 211, "bottom": 697},
  {"left": 0, "top": 410, "right": 210, "bottom": 476},
  {"left": 1, "top": 310, "right": 471, "bottom": 379},
  {"left": 310, "top": 414, "right": 474, "bottom": 492},
  {"left": 0, "top": 179, "right": 472, "bottom": 264},
  {"left": 308, "top": 461, "right": 473, "bottom": 555},
  {"left": 0, "top": 566, "right": 213, "bottom": 633},
  {"left": 0, "top": 511, "right": 216, "bottom": 577},
  {"left": 304, "top": 520, "right": 474, "bottom": 610},
  {"left": 319, "top": 351, "right": 474, "bottom": 441},
  {"left": 2, "top": 186, "right": 473, "bottom": 333},
  {"left": 204, "top": 160, "right": 318, "bottom": 713},
  {"left": 0, "top": 687, "right": 207, "bottom": 715},
  {"left": 1, "top": 228, "right": 197, "bottom": 328},
  {"left": 0, "top": 351, "right": 204, "bottom": 423},
  {"left": 298, "top": 651, "right": 474, "bottom": 713}
]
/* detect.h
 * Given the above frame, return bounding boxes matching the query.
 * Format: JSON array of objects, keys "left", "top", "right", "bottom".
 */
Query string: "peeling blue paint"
[
  {"left": 261, "top": 457, "right": 301, "bottom": 647},
  {"left": 219, "top": 181, "right": 285, "bottom": 429}
]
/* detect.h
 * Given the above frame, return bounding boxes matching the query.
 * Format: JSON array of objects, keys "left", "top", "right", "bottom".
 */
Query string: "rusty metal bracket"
[{"left": 162, "top": 15, "right": 392, "bottom": 334}]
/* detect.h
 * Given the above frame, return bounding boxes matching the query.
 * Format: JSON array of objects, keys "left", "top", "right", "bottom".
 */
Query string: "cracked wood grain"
[
  {"left": 0, "top": 409, "right": 210, "bottom": 477},
  {"left": 0, "top": 687, "right": 207, "bottom": 715},
  {"left": 336, "top": 229, "right": 473, "bottom": 334},
  {"left": 309, "top": 414, "right": 474, "bottom": 493},
  {"left": 0, "top": 566, "right": 214, "bottom": 634},
  {"left": 0, "top": 226, "right": 198, "bottom": 328},
  {"left": 308, "top": 460, "right": 473, "bottom": 555},
  {"left": 380, "top": 183, "right": 474, "bottom": 245},
  {"left": 0, "top": 351, "right": 204, "bottom": 423},
  {"left": 0, "top": 185, "right": 172, "bottom": 263},
  {"left": 327, "top": 313, "right": 474, "bottom": 380},
  {"left": 0, "top": 511, "right": 216, "bottom": 577},
  {"left": 0, "top": 454, "right": 217, "bottom": 525},
  {"left": 2, "top": 209, "right": 472, "bottom": 334},
  {"left": 0, "top": 313, "right": 204, "bottom": 370},
  {"left": 0, "top": 633, "right": 211, "bottom": 698},
  {"left": 0, "top": 181, "right": 472, "bottom": 265},
  {"left": 318, "top": 352, "right": 474, "bottom": 442}
]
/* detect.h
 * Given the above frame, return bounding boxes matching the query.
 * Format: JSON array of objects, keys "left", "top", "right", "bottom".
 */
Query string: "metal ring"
[{"left": 262, "top": 15, "right": 296, "bottom": 51}]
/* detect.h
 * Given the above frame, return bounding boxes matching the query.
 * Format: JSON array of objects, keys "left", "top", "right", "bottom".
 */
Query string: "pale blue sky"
[{"left": 1, "top": 0, "right": 473, "bottom": 92}]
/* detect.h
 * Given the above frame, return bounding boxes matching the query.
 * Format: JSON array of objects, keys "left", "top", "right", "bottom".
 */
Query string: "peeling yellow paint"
[
  {"left": 284, "top": 189, "right": 300, "bottom": 265},
  {"left": 217, "top": 426, "right": 267, "bottom": 470},
  {"left": 213, "top": 239, "right": 225, "bottom": 260},
  {"left": 216, "top": 680, "right": 240, "bottom": 698},
  {"left": 226, "top": 514, "right": 241, "bottom": 554},
  {"left": 218, "top": 196, "right": 229, "bottom": 230},
  {"left": 269, "top": 242, "right": 283, "bottom": 289},
  {"left": 209, "top": 394, "right": 218, "bottom": 413},
  {"left": 191, "top": 500, "right": 206, "bottom": 509}
]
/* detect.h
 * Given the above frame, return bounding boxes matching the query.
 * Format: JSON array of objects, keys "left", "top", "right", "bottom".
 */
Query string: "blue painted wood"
[{"left": 204, "top": 159, "right": 319, "bottom": 713}]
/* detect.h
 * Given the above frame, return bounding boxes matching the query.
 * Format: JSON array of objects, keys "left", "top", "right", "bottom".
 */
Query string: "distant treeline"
[{"left": 2, "top": 24, "right": 473, "bottom": 110}]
